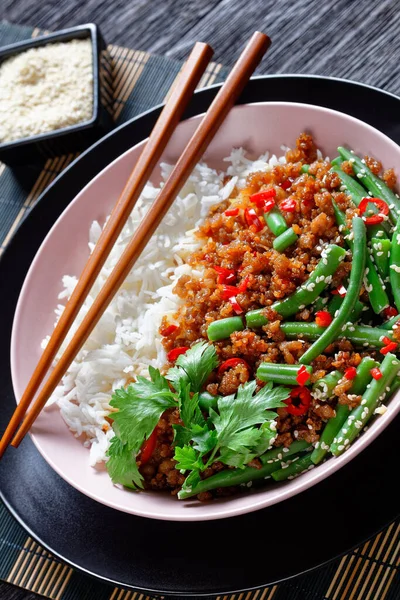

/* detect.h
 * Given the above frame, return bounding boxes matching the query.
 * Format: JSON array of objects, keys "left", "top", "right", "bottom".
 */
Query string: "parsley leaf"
[
  {"left": 110, "top": 367, "right": 177, "bottom": 452},
  {"left": 179, "top": 384, "right": 204, "bottom": 429},
  {"left": 190, "top": 424, "right": 218, "bottom": 454},
  {"left": 166, "top": 341, "right": 218, "bottom": 394},
  {"left": 106, "top": 436, "right": 143, "bottom": 489}
]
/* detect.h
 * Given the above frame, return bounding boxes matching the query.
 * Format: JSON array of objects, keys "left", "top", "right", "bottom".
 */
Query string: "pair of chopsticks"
[{"left": 0, "top": 31, "right": 271, "bottom": 457}]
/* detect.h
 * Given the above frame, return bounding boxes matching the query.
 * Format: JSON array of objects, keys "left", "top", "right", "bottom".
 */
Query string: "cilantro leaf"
[
  {"left": 209, "top": 381, "right": 288, "bottom": 450},
  {"left": 174, "top": 445, "right": 204, "bottom": 471},
  {"left": 106, "top": 436, "right": 143, "bottom": 489},
  {"left": 218, "top": 447, "right": 257, "bottom": 468},
  {"left": 179, "top": 384, "right": 204, "bottom": 429},
  {"left": 253, "top": 421, "right": 278, "bottom": 455},
  {"left": 173, "top": 424, "right": 193, "bottom": 448},
  {"left": 110, "top": 367, "right": 177, "bottom": 452},
  {"left": 166, "top": 341, "right": 218, "bottom": 394},
  {"left": 190, "top": 424, "right": 218, "bottom": 454}
]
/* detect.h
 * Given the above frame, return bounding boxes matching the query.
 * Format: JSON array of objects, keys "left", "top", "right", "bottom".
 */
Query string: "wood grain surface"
[
  {"left": 1, "top": 0, "right": 400, "bottom": 94},
  {"left": 0, "top": 1, "right": 399, "bottom": 599}
]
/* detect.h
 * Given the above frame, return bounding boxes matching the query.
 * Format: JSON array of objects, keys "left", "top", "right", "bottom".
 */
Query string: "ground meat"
[
  {"left": 150, "top": 134, "right": 397, "bottom": 500},
  {"left": 383, "top": 168, "right": 397, "bottom": 189}
]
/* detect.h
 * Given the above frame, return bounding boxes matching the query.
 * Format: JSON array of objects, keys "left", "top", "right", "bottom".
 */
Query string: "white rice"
[{"left": 45, "top": 148, "right": 285, "bottom": 466}]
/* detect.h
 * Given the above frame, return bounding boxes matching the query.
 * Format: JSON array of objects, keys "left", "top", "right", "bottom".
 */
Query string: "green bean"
[
  {"left": 299, "top": 217, "right": 366, "bottom": 364},
  {"left": 264, "top": 207, "right": 287, "bottom": 236},
  {"left": 370, "top": 238, "right": 391, "bottom": 279},
  {"left": 327, "top": 295, "right": 364, "bottom": 322},
  {"left": 381, "top": 314, "right": 400, "bottom": 330},
  {"left": 312, "top": 370, "right": 342, "bottom": 400},
  {"left": 198, "top": 391, "right": 219, "bottom": 413},
  {"left": 311, "top": 357, "right": 378, "bottom": 465},
  {"left": 271, "top": 453, "right": 313, "bottom": 481},
  {"left": 330, "top": 156, "right": 343, "bottom": 168},
  {"left": 301, "top": 164, "right": 310, "bottom": 173},
  {"left": 273, "top": 227, "right": 298, "bottom": 252},
  {"left": 330, "top": 352, "right": 400, "bottom": 456},
  {"left": 246, "top": 244, "right": 346, "bottom": 330},
  {"left": 256, "top": 363, "right": 313, "bottom": 386},
  {"left": 331, "top": 167, "right": 390, "bottom": 238},
  {"left": 312, "top": 296, "right": 330, "bottom": 313},
  {"left": 332, "top": 200, "right": 389, "bottom": 314},
  {"left": 207, "top": 316, "right": 244, "bottom": 341},
  {"left": 390, "top": 217, "right": 400, "bottom": 313},
  {"left": 281, "top": 322, "right": 394, "bottom": 348},
  {"left": 177, "top": 440, "right": 311, "bottom": 499},
  {"left": 337, "top": 146, "right": 400, "bottom": 221},
  {"left": 388, "top": 375, "right": 400, "bottom": 396}
]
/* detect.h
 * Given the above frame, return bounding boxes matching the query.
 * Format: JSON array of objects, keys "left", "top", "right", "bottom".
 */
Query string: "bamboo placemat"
[{"left": 0, "top": 20, "right": 399, "bottom": 600}]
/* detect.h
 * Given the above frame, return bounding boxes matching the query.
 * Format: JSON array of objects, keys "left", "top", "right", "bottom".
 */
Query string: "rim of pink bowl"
[{"left": 10, "top": 101, "right": 400, "bottom": 521}]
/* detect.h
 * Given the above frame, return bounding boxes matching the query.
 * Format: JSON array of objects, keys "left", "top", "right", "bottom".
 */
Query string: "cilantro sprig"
[{"left": 106, "top": 341, "right": 288, "bottom": 496}]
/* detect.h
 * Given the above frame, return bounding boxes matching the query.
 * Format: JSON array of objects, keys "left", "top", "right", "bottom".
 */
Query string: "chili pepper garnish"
[
  {"left": 296, "top": 365, "right": 311, "bottom": 386},
  {"left": 280, "top": 179, "right": 292, "bottom": 190},
  {"left": 384, "top": 306, "right": 398, "bottom": 318},
  {"left": 218, "top": 357, "right": 250, "bottom": 376},
  {"left": 237, "top": 275, "right": 250, "bottom": 293},
  {"left": 370, "top": 368, "right": 383, "bottom": 380},
  {"left": 358, "top": 197, "right": 389, "bottom": 225},
  {"left": 221, "top": 285, "right": 240, "bottom": 300},
  {"left": 225, "top": 207, "right": 239, "bottom": 217},
  {"left": 229, "top": 296, "right": 243, "bottom": 314},
  {"left": 284, "top": 386, "right": 312, "bottom": 416},
  {"left": 315, "top": 310, "right": 333, "bottom": 327},
  {"left": 139, "top": 427, "right": 158, "bottom": 464},
  {"left": 214, "top": 265, "right": 236, "bottom": 284},
  {"left": 167, "top": 346, "right": 189, "bottom": 362},
  {"left": 331, "top": 285, "right": 347, "bottom": 297},
  {"left": 250, "top": 189, "right": 276, "bottom": 210},
  {"left": 245, "top": 207, "right": 264, "bottom": 232},
  {"left": 380, "top": 337, "right": 398, "bottom": 355},
  {"left": 344, "top": 366, "right": 357, "bottom": 380},
  {"left": 160, "top": 323, "right": 178, "bottom": 336},
  {"left": 280, "top": 198, "right": 296, "bottom": 212}
]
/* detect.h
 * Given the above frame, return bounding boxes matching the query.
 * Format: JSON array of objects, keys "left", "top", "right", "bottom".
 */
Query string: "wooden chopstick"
[
  {"left": 9, "top": 31, "right": 271, "bottom": 451},
  {"left": 0, "top": 41, "right": 213, "bottom": 458}
]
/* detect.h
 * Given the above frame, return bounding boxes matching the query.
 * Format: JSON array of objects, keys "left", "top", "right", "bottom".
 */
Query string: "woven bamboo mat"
[{"left": 0, "top": 21, "right": 399, "bottom": 600}]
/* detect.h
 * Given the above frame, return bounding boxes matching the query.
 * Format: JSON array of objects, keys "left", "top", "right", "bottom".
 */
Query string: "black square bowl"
[{"left": 0, "top": 23, "right": 115, "bottom": 166}]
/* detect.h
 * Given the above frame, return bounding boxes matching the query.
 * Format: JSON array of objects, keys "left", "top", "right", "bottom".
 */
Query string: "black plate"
[{"left": 1, "top": 76, "right": 400, "bottom": 597}]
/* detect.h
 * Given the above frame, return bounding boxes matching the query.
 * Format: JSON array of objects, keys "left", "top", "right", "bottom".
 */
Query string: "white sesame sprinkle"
[
  {"left": 374, "top": 405, "right": 387, "bottom": 415},
  {"left": 338, "top": 444, "right": 345, "bottom": 451}
]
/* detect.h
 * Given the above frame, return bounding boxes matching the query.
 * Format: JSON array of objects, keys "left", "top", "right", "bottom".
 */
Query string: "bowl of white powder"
[{"left": 0, "top": 23, "right": 114, "bottom": 166}]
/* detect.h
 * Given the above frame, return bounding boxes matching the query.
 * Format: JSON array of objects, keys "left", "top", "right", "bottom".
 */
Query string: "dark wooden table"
[{"left": 1, "top": 1, "right": 400, "bottom": 598}]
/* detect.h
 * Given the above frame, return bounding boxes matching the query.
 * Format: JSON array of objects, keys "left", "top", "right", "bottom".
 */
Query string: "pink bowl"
[{"left": 10, "top": 102, "right": 400, "bottom": 521}]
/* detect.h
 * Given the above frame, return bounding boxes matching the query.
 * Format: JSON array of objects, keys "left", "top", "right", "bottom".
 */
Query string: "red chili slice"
[
  {"left": 280, "top": 179, "right": 292, "bottom": 190},
  {"left": 382, "top": 336, "right": 393, "bottom": 345},
  {"left": 250, "top": 190, "right": 276, "bottom": 210},
  {"left": 315, "top": 310, "right": 333, "bottom": 327},
  {"left": 280, "top": 198, "right": 296, "bottom": 212},
  {"left": 284, "top": 387, "right": 312, "bottom": 416},
  {"left": 167, "top": 346, "right": 189, "bottom": 362},
  {"left": 229, "top": 296, "right": 243, "bottom": 314},
  {"left": 344, "top": 367, "right": 357, "bottom": 380},
  {"left": 358, "top": 197, "right": 389, "bottom": 225},
  {"left": 225, "top": 207, "right": 239, "bottom": 216},
  {"left": 221, "top": 285, "right": 240, "bottom": 300},
  {"left": 384, "top": 306, "right": 399, "bottom": 318},
  {"left": 380, "top": 341, "right": 398, "bottom": 355},
  {"left": 296, "top": 365, "right": 311, "bottom": 386},
  {"left": 245, "top": 208, "right": 264, "bottom": 232},
  {"left": 370, "top": 368, "right": 383, "bottom": 380},
  {"left": 237, "top": 275, "right": 250, "bottom": 293},
  {"left": 218, "top": 357, "right": 250, "bottom": 376},
  {"left": 139, "top": 427, "right": 158, "bottom": 464},
  {"left": 331, "top": 285, "right": 347, "bottom": 297},
  {"left": 214, "top": 266, "right": 236, "bottom": 284},
  {"left": 160, "top": 324, "right": 178, "bottom": 336}
]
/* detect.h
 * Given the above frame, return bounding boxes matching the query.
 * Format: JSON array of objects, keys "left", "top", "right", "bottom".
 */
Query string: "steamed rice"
[{"left": 46, "top": 148, "right": 294, "bottom": 466}]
